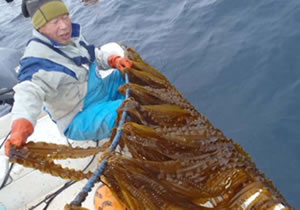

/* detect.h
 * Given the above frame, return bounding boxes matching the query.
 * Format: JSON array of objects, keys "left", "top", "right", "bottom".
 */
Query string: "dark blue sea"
[{"left": 1, "top": 0, "right": 299, "bottom": 208}]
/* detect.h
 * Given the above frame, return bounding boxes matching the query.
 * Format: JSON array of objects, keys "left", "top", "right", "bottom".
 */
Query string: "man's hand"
[
  {"left": 108, "top": 55, "right": 133, "bottom": 71},
  {"left": 5, "top": 118, "right": 34, "bottom": 156}
]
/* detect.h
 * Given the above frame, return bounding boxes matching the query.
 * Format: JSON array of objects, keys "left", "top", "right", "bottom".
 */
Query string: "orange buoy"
[{"left": 94, "top": 185, "right": 126, "bottom": 210}]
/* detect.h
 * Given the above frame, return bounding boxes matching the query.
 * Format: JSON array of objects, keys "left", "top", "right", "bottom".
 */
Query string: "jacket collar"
[{"left": 32, "top": 23, "right": 81, "bottom": 47}]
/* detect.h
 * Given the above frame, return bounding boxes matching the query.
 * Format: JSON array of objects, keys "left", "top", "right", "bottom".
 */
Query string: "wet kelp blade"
[
  {"left": 23, "top": 141, "right": 110, "bottom": 159},
  {"left": 9, "top": 145, "right": 94, "bottom": 181},
  {"left": 8, "top": 141, "right": 110, "bottom": 181}
]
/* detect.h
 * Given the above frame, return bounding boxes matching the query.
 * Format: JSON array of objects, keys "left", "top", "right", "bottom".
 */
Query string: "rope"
[{"left": 69, "top": 73, "right": 130, "bottom": 207}]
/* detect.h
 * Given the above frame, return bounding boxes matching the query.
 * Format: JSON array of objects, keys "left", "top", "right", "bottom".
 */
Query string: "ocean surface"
[{"left": 1, "top": 0, "right": 299, "bottom": 208}]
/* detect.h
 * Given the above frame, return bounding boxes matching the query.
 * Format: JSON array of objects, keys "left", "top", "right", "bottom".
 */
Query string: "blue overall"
[{"left": 64, "top": 62, "right": 125, "bottom": 140}]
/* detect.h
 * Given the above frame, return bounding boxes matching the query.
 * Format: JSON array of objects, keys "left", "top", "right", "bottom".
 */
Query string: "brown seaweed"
[
  {"left": 8, "top": 141, "right": 110, "bottom": 181},
  {"left": 8, "top": 46, "right": 293, "bottom": 209},
  {"left": 104, "top": 47, "right": 292, "bottom": 209},
  {"left": 9, "top": 145, "right": 92, "bottom": 181}
]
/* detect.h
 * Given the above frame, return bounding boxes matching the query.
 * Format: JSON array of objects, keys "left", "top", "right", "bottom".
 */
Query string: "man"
[{"left": 5, "top": 0, "right": 133, "bottom": 156}]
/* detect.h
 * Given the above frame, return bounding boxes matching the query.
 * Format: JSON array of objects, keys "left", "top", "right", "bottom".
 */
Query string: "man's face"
[{"left": 39, "top": 14, "right": 72, "bottom": 45}]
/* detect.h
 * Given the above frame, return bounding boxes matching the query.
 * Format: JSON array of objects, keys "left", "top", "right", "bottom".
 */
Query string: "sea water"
[{"left": 0, "top": 0, "right": 299, "bottom": 208}]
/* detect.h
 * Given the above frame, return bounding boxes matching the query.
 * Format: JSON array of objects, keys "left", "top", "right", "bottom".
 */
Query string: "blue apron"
[{"left": 64, "top": 62, "right": 125, "bottom": 140}]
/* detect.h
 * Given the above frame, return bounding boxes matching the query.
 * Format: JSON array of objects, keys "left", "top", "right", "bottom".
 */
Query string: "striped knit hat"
[{"left": 23, "top": 0, "right": 69, "bottom": 29}]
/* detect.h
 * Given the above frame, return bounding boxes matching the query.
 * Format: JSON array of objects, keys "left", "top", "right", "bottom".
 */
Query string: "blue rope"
[{"left": 70, "top": 73, "right": 130, "bottom": 207}]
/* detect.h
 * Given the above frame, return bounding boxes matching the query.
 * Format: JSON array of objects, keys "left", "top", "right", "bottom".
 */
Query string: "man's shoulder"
[
  {"left": 19, "top": 56, "right": 78, "bottom": 82},
  {"left": 23, "top": 39, "right": 53, "bottom": 59}
]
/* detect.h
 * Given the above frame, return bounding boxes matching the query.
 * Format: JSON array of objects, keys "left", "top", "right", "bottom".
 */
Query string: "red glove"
[
  {"left": 108, "top": 55, "right": 133, "bottom": 71},
  {"left": 5, "top": 119, "right": 34, "bottom": 156}
]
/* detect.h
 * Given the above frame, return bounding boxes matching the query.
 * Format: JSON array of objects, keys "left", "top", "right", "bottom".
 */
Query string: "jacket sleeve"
[
  {"left": 11, "top": 80, "right": 45, "bottom": 126},
  {"left": 95, "top": 42, "right": 125, "bottom": 70}
]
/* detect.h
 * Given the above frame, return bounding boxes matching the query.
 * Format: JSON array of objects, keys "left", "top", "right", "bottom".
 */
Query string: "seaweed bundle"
[{"left": 9, "top": 47, "right": 292, "bottom": 210}]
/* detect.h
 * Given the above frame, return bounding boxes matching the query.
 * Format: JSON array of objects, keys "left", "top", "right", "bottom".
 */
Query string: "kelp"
[
  {"left": 101, "top": 47, "right": 292, "bottom": 209},
  {"left": 9, "top": 141, "right": 110, "bottom": 181},
  {"left": 8, "top": 46, "right": 293, "bottom": 209}
]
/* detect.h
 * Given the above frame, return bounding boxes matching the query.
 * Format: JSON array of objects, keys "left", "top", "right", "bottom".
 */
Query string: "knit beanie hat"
[{"left": 23, "top": 0, "right": 69, "bottom": 29}]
